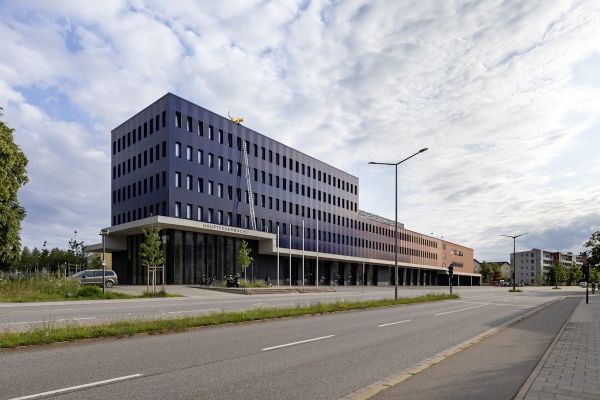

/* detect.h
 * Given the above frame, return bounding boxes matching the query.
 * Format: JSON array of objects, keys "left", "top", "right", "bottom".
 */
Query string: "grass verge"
[{"left": 0, "top": 293, "right": 458, "bottom": 348}]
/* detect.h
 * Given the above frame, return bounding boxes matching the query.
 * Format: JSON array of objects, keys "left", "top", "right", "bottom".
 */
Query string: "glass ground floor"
[{"left": 111, "top": 229, "right": 480, "bottom": 286}]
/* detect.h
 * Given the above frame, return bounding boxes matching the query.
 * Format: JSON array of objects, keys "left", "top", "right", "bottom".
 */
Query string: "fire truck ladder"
[{"left": 242, "top": 141, "right": 257, "bottom": 231}]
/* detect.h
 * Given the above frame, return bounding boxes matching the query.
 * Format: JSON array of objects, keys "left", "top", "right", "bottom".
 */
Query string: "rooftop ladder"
[{"left": 242, "top": 141, "right": 257, "bottom": 230}]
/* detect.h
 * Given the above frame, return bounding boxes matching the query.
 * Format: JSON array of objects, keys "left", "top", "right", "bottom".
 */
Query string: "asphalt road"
[
  {"left": 371, "top": 296, "right": 581, "bottom": 400},
  {"left": 0, "top": 288, "right": 580, "bottom": 400},
  {"left": 0, "top": 286, "right": 582, "bottom": 331}
]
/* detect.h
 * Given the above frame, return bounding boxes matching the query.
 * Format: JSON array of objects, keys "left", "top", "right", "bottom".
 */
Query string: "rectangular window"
[
  {"left": 175, "top": 172, "right": 181, "bottom": 188},
  {"left": 208, "top": 180, "right": 214, "bottom": 195},
  {"left": 217, "top": 183, "right": 223, "bottom": 198},
  {"left": 143, "top": 122, "right": 147, "bottom": 137},
  {"left": 175, "top": 142, "right": 181, "bottom": 158},
  {"left": 197, "top": 149, "right": 203, "bottom": 164},
  {"left": 218, "top": 156, "right": 223, "bottom": 171},
  {"left": 208, "top": 153, "right": 214, "bottom": 168},
  {"left": 207, "top": 208, "right": 213, "bottom": 223},
  {"left": 186, "top": 116, "right": 192, "bottom": 132},
  {"left": 261, "top": 147, "right": 266, "bottom": 160},
  {"left": 186, "top": 146, "right": 192, "bottom": 161},
  {"left": 227, "top": 160, "right": 233, "bottom": 174},
  {"left": 197, "top": 178, "right": 204, "bottom": 193},
  {"left": 227, "top": 185, "right": 233, "bottom": 200},
  {"left": 218, "top": 129, "right": 224, "bottom": 144},
  {"left": 198, "top": 121, "right": 204, "bottom": 136},
  {"left": 208, "top": 125, "right": 214, "bottom": 140},
  {"left": 175, "top": 111, "right": 182, "bottom": 128},
  {"left": 218, "top": 210, "right": 223, "bottom": 224},
  {"left": 227, "top": 133, "right": 233, "bottom": 147},
  {"left": 175, "top": 202, "right": 181, "bottom": 218},
  {"left": 186, "top": 175, "right": 192, "bottom": 190},
  {"left": 197, "top": 206, "right": 203, "bottom": 221},
  {"left": 186, "top": 204, "right": 192, "bottom": 219}
]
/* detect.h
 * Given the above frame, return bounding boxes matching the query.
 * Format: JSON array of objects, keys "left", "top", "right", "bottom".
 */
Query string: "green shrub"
[
  {"left": 239, "top": 279, "right": 270, "bottom": 288},
  {"left": 75, "top": 286, "right": 103, "bottom": 298}
]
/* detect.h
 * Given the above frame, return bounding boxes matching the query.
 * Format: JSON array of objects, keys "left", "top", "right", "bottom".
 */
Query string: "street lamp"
[
  {"left": 100, "top": 229, "right": 110, "bottom": 293},
  {"left": 500, "top": 233, "right": 528, "bottom": 291},
  {"left": 369, "top": 147, "right": 428, "bottom": 300}
]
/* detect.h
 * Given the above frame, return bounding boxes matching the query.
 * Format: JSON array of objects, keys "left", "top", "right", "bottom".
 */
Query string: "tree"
[
  {"left": 585, "top": 231, "right": 600, "bottom": 265},
  {"left": 238, "top": 240, "right": 253, "bottom": 281},
  {"left": 68, "top": 236, "right": 86, "bottom": 267},
  {"left": 139, "top": 227, "right": 165, "bottom": 269},
  {"left": 480, "top": 261, "right": 492, "bottom": 284},
  {"left": 0, "top": 107, "right": 29, "bottom": 270},
  {"left": 548, "top": 260, "right": 567, "bottom": 287},
  {"left": 585, "top": 231, "right": 600, "bottom": 281},
  {"left": 568, "top": 262, "right": 582, "bottom": 286}
]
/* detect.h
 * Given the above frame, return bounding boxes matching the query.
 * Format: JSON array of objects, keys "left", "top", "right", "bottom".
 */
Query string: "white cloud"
[{"left": 0, "top": 0, "right": 599, "bottom": 259}]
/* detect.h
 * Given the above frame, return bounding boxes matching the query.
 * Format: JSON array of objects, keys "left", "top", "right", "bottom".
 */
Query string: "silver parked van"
[{"left": 72, "top": 270, "right": 118, "bottom": 288}]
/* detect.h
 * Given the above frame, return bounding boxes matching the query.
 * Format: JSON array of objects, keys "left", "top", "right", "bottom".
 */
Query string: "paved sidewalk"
[{"left": 518, "top": 296, "right": 600, "bottom": 400}]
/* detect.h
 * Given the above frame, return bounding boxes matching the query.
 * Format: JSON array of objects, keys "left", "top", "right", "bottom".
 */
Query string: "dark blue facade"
[{"left": 110, "top": 93, "right": 472, "bottom": 285}]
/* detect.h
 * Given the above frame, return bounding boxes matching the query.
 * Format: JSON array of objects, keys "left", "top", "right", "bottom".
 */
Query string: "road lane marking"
[
  {"left": 377, "top": 319, "right": 412, "bottom": 328},
  {"left": 455, "top": 301, "right": 535, "bottom": 308},
  {"left": 434, "top": 304, "right": 488, "bottom": 316},
  {"left": 1, "top": 317, "right": 96, "bottom": 326},
  {"left": 261, "top": 335, "right": 335, "bottom": 351},
  {"left": 7, "top": 374, "right": 143, "bottom": 400},
  {"left": 167, "top": 309, "right": 217, "bottom": 314}
]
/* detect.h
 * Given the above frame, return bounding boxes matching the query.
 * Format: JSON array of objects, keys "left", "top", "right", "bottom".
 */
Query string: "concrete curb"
[
  {"left": 513, "top": 297, "right": 580, "bottom": 400},
  {"left": 198, "top": 286, "right": 336, "bottom": 295},
  {"left": 339, "top": 297, "right": 564, "bottom": 400}
]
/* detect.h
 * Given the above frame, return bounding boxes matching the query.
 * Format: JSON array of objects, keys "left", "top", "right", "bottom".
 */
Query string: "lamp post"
[
  {"left": 500, "top": 233, "right": 528, "bottom": 291},
  {"left": 369, "top": 148, "right": 428, "bottom": 300},
  {"left": 100, "top": 229, "right": 109, "bottom": 293}
]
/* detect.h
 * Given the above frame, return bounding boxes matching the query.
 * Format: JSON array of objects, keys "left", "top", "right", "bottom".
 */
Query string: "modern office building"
[
  {"left": 511, "top": 249, "right": 583, "bottom": 285},
  {"left": 89, "top": 93, "right": 479, "bottom": 286}
]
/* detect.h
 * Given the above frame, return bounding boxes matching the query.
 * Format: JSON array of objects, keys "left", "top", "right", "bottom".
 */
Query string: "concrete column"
[
  {"left": 417, "top": 269, "right": 421, "bottom": 286},
  {"left": 409, "top": 269, "right": 413, "bottom": 286},
  {"left": 403, "top": 268, "right": 407, "bottom": 286}
]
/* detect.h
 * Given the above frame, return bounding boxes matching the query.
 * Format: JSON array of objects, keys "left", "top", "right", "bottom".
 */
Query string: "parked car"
[
  {"left": 579, "top": 281, "right": 587, "bottom": 288},
  {"left": 72, "top": 270, "right": 118, "bottom": 288}
]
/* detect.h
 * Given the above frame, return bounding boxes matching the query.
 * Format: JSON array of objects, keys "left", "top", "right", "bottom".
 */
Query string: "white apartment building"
[{"left": 511, "top": 249, "right": 583, "bottom": 285}]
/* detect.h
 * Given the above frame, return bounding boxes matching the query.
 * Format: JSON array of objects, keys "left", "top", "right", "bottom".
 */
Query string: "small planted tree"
[
  {"left": 548, "top": 260, "right": 567, "bottom": 288},
  {"left": 238, "top": 240, "right": 253, "bottom": 282},
  {"left": 139, "top": 227, "right": 165, "bottom": 294}
]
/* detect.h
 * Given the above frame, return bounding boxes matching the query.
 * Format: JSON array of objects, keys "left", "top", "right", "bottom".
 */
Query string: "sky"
[{"left": 1, "top": 0, "right": 599, "bottom": 261}]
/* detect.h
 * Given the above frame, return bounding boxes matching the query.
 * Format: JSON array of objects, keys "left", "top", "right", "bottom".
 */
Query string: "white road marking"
[
  {"left": 167, "top": 309, "right": 217, "bottom": 314},
  {"left": 1, "top": 317, "right": 96, "bottom": 326},
  {"left": 261, "top": 335, "right": 335, "bottom": 351},
  {"left": 7, "top": 374, "right": 143, "bottom": 400},
  {"left": 455, "top": 300, "right": 535, "bottom": 308},
  {"left": 377, "top": 319, "right": 412, "bottom": 328},
  {"left": 434, "top": 304, "right": 488, "bottom": 316}
]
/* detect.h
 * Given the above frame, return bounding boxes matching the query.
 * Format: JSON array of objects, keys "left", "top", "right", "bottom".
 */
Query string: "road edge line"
[
  {"left": 339, "top": 297, "right": 563, "bottom": 400},
  {"left": 513, "top": 297, "right": 580, "bottom": 400}
]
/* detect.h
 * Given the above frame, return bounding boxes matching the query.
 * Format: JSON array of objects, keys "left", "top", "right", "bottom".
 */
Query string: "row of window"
[
  {"left": 112, "top": 171, "right": 166, "bottom": 204},
  {"left": 113, "top": 142, "right": 167, "bottom": 179},
  {"left": 174, "top": 169, "right": 357, "bottom": 212},
  {"left": 173, "top": 111, "right": 357, "bottom": 195},
  {"left": 113, "top": 201, "right": 166, "bottom": 226},
  {"left": 112, "top": 111, "right": 167, "bottom": 155},
  {"left": 171, "top": 202, "right": 437, "bottom": 260}
]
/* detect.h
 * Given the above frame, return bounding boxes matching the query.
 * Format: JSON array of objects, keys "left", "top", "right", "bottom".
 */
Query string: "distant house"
[
  {"left": 472, "top": 260, "right": 510, "bottom": 281},
  {"left": 488, "top": 261, "right": 511, "bottom": 280},
  {"left": 473, "top": 259, "right": 482, "bottom": 274}
]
